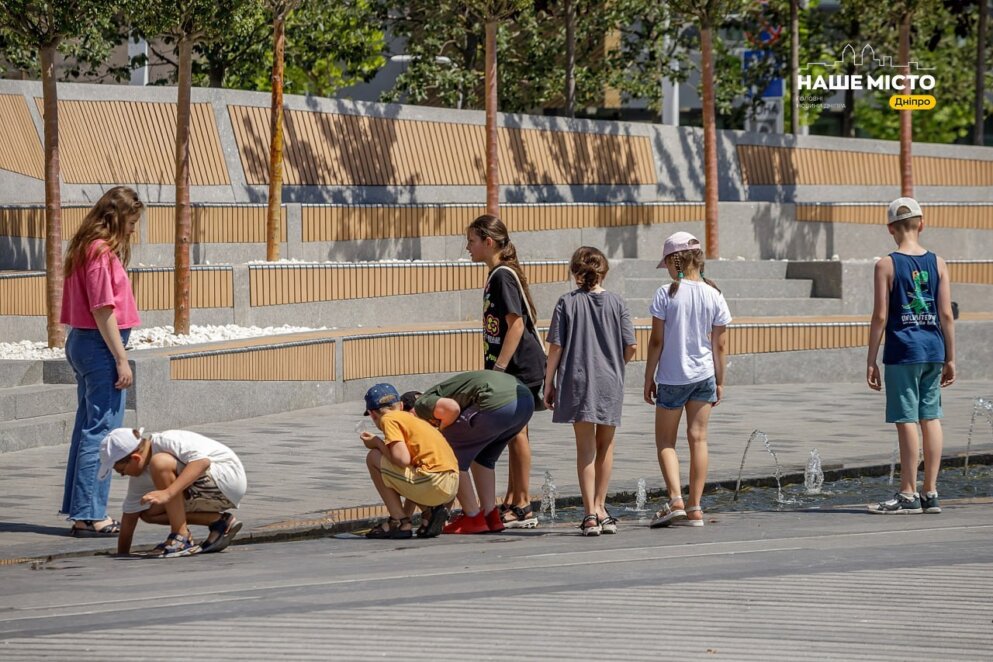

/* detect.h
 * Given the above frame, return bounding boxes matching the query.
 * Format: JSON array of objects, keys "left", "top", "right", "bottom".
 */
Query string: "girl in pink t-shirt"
[{"left": 60, "top": 186, "right": 143, "bottom": 537}]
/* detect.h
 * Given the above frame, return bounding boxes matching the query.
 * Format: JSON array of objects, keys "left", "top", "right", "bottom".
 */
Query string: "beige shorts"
[
  {"left": 184, "top": 469, "right": 236, "bottom": 513},
  {"left": 379, "top": 457, "right": 458, "bottom": 507}
]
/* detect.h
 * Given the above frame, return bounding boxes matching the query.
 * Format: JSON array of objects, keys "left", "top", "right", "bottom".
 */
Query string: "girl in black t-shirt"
[{"left": 466, "top": 214, "right": 546, "bottom": 528}]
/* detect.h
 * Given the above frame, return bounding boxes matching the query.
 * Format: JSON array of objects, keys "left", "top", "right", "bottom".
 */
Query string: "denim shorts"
[
  {"left": 656, "top": 376, "right": 717, "bottom": 410},
  {"left": 884, "top": 363, "right": 943, "bottom": 423}
]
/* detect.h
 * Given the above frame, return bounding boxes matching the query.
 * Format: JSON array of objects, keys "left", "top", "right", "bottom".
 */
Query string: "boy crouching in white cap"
[{"left": 99, "top": 428, "right": 247, "bottom": 558}]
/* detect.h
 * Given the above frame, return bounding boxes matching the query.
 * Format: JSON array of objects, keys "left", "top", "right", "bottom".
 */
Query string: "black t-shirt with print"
[{"left": 483, "top": 267, "right": 546, "bottom": 388}]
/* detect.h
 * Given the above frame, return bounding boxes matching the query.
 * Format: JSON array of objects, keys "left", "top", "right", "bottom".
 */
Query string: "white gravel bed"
[{"left": 0, "top": 324, "right": 324, "bottom": 361}]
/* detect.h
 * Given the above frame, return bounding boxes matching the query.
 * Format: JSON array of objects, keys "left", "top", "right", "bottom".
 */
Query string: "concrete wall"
[
  {"left": 29, "top": 317, "right": 992, "bottom": 431},
  {"left": 2, "top": 79, "right": 993, "bottom": 266}
]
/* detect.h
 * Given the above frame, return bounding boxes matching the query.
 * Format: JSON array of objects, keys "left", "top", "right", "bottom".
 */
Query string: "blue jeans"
[{"left": 61, "top": 328, "right": 131, "bottom": 520}]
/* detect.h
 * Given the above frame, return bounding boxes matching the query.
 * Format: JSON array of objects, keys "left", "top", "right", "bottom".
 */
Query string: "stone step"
[
  {"left": 726, "top": 298, "right": 846, "bottom": 318},
  {"left": 0, "top": 412, "right": 75, "bottom": 453},
  {"left": 619, "top": 259, "right": 791, "bottom": 280},
  {"left": 0, "top": 360, "right": 43, "bottom": 388},
  {"left": 624, "top": 297, "right": 846, "bottom": 319},
  {"left": 0, "top": 383, "right": 78, "bottom": 423},
  {"left": 622, "top": 277, "right": 814, "bottom": 301},
  {"left": 950, "top": 284, "right": 993, "bottom": 314},
  {"left": 0, "top": 409, "right": 136, "bottom": 454}
]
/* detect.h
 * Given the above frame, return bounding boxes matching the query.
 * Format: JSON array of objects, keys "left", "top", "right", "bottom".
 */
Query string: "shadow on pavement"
[{"left": 0, "top": 522, "right": 71, "bottom": 537}]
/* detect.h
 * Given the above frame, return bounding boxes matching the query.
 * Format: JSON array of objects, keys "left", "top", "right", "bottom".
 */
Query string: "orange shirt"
[{"left": 380, "top": 410, "right": 457, "bottom": 473}]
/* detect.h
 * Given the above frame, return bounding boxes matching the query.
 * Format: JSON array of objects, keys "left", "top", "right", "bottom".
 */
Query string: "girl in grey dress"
[{"left": 544, "top": 247, "right": 638, "bottom": 536}]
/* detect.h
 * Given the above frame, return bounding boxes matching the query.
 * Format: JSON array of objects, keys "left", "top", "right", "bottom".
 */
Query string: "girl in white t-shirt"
[{"left": 643, "top": 232, "right": 731, "bottom": 528}]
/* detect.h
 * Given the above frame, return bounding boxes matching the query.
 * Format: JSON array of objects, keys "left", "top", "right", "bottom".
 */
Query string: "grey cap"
[{"left": 887, "top": 197, "right": 923, "bottom": 224}]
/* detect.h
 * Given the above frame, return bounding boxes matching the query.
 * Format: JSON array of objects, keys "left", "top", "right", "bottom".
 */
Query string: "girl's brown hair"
[
  {"left": 569, "top": 246, "right": 609, "bottom": 291},
  {"left": 64, "top": 186, "right": 144, "bottom": 276},
  {"left": 468, "top": 214, "right": 538, "bottom": 320},
  {"left": 667, "top": 248, "right": 720, "bottom": 297}
]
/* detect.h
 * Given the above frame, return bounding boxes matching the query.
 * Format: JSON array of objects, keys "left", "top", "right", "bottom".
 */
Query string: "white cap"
[
  {"left": 657, "top": 231, "right": 702, "bottom": 267},
  {"left": 98, "top": 428, "right": 143, "bottom": 480},
  {"left": 887, "top": 197, "right": 923, "bottom": 224}
]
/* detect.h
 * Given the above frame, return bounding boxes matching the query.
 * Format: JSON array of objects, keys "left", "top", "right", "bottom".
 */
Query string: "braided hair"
[{"left": 667, "top": 248, "right": 720, "bottom": 297}]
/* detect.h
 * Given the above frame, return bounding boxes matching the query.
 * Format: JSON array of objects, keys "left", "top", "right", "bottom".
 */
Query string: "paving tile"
[{"left": 2, "top": 380, "right": 991, "bottom": 559}]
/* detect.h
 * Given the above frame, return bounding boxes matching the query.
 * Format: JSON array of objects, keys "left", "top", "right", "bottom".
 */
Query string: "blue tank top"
[{"left": 882, "top": 251, "right": 945, "bottom": 365}]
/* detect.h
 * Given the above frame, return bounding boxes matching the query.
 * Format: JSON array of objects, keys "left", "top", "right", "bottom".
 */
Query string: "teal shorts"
[{"left": 884, "top": 363, "right": 943, "bottom": 423}]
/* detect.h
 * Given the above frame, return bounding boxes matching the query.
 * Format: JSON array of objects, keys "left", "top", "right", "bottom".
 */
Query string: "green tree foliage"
[
  {"left": 603, "top": 0, "right": 692, "bottom": 114},
  {"left": 0, "top": 0, "right": 128, "bottom": 347},
  {"left": 0, "top": 1, "right": 130, "bottom": 82},
  {"left": 126, "top": 0, "right": 262, "bottom": 334},
  {"left": 379, "top": 0, "right": 613, "bottom": 113},
  {"left": 730, "top": 0, "right": 835, "bottom": 128},
  {"left": 852, "top": 0, "right": 992, "bottom": 142},
  {"left": 200, "top": 0, "right": 386, "bottom": 95}
]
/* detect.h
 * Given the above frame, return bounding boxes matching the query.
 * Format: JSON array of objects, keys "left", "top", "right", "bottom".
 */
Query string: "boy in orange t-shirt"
[{"left": 361, "top": 383, "right": 459, "bottom": 539}]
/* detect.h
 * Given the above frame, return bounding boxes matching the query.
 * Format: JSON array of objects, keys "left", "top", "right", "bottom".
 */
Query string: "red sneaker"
[
  {"left": 485, "top": 508, "right": 506, "bottom": 533},
  {"left": 443, "top": 511, "right": 489, "bottom": 534}
]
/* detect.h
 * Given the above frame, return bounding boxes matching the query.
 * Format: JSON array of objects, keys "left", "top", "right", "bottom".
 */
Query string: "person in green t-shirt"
[{"left": 414, "top": 370, "right": 534, "bottom": 535}]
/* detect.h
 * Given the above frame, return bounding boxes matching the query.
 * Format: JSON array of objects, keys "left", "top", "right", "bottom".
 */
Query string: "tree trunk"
[
  {"left": 484, "top": 20, "right": 499, "bottom": 216},
  {"left": 267, "top": 9, "right": 286, "bottom": 261},
  {"left": 700, "top": 26, "right": 719, "bottom": 259},
  {"left": 173, "top": 36, "right": 193, "bottom": 335},
  {"left": 564, "top": 0, "right": 576, "bottom": 119},
  {"left": 976, "top": 0, "right": 988, "bottom": 146},
  {"left": 40, "top": 43, "right": 64, "bottom": 348},
  {"left": 898, "top": 13, "right": 913, "bottom": 197},
  {"left": 790, "top": 0, "right": 799, "bottom": 134}
]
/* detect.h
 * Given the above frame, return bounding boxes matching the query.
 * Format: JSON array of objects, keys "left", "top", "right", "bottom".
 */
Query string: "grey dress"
[{"left": 546, "top": 289, "right": 637, "bottom": 426}]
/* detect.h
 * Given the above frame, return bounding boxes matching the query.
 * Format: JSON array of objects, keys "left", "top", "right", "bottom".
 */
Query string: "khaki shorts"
[
  {"left": 184, "top": 469, "right": 236, "bottom": 513},
  {"left": 379, "top": 457, "right": 458, "bottom": 507}
]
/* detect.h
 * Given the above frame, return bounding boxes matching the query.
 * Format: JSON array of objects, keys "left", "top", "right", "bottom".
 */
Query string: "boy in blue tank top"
[{"left": 866, "top": 198, "right": 956, "bottom": 514}]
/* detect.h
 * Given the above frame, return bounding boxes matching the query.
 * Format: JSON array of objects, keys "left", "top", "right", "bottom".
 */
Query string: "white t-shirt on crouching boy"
[{"left": 122, "top": 430, "right": 248, "bottom": 514}]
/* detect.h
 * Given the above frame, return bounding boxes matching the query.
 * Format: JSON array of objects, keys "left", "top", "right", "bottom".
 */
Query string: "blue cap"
[{"left": 363, "top": 383, "right": 401, "bottom": 415}]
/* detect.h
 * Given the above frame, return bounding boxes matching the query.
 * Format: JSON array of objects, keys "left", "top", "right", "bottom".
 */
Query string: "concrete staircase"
[
  {"left": 617, "top": 259, "right": 844, "bottom": 319},
  {"left": 0, "top": 360, "right": 134, "bottom": 453}
]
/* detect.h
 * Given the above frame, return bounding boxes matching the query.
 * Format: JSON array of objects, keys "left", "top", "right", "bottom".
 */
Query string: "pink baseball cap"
[{"left": 657, "top": 231, "right": 702, "bottom": 267}]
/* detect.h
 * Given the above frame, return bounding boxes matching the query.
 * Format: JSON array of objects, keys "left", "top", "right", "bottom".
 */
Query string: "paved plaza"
[
  {"left": 1, "top": 380, "right": 991, "bottom": 562},
  {"left": 1, "top": 500, "right": 991, "bottom": 659}
]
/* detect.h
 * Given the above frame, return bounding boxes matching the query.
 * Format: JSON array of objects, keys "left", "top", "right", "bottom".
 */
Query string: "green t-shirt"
[{"left": 414, "top": 370, "right": 522, "bottom": 420}]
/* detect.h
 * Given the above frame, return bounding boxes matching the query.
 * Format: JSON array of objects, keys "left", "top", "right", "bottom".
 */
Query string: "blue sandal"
[{"left": 148, "top": 532, "right": 200, "bottom": 558}]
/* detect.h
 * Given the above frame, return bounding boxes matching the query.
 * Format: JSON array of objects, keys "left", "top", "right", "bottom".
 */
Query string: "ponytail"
[
  {"left": 468, "top": 214, "right": 538, "bottom": 320},
  {"left": 569, "top": 246, "right": 609, "bottom": 292}
]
